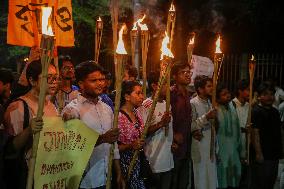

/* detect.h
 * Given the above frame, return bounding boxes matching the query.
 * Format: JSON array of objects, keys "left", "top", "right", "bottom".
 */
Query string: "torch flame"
[
  {"left": 160, "top": 31, "right": 174, "bottom": 60},
  {"left": 215, "top": 35, "right": 222, "bottom": 54},
  {"left": 132, "top": 14, "right": 148, "bottom": 31},
  {"left": 41, "top": 7, "right": 54, "bottom": 36},
  {"left": 251, "top": 55, "right": 255, "bottom": 61},
  {"left": 97, "top": 17, "right": 102, "bottom": 22},
  {"left": 169, "top": 3, "right": 175, "bottom": 12},
  {"left": 116, "top": 24, "right": 127, "bottom": 55},
  {"left": 189, "top": 36, "right": 195, "bottom": 45}
]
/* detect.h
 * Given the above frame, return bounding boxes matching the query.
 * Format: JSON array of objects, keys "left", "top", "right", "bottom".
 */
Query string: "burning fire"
[
  {"left": 160, "top": 31, "right": 174, "bottom": 60},
  {"left": 116, "top": 24, "right": 127, "bottom": 55},
  {"left": 132, "top": 14, "right": 148, "bottom": 31},
  {"left": 41, "top": 7, "right": 54, "bottom": 36},
  {"left": 215, "top": 35, "right": 222, "bottom": 54},
  {"left": 251, "top": 55, "right": 255, "bottom": 61},
  {"left": 169, "top": 3, "right": 175, "bottom": 12},
  {"left": 189, "top": 36, "right": 195, "bottom": 45},
  {"left": 97, "top": 17, "right": 102, "bottom": 22}
]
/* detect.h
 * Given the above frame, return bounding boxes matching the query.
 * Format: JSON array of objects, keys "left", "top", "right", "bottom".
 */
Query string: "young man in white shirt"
[
  {"left": 232, "top": 79, "right": 250, "bottom": 188},
  {"left": 62, "top": 61, "right": 125, "bottom": 189},
  {"left": 190, "top": 75, "right": 217, "bottom": 189},
  {"left": 139, "top": 71, "right": 173, "bottom": 189}
]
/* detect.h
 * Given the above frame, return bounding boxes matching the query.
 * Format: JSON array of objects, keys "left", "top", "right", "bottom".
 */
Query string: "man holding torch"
[{"left": 62, "top": 61, "right": 125, "bottom": 189}]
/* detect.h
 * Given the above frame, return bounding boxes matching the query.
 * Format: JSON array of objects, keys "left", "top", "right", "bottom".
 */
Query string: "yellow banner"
[
  {"left": 34, "top": 117, "right": 99, "bottom": 189},
  {"left": 7, "top": 0, "right": 74, "bottom": 47}
]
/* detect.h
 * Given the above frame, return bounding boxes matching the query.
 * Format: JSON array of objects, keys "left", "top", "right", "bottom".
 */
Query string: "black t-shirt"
[{"left": 252, "top": 104, "right": 282, "bottom": 160}]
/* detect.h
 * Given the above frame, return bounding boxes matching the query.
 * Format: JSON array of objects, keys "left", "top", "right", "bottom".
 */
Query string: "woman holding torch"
[
  {"left": 118, "top": 81, "right": 146, "bottom": 189},
  {"left": 3, "top": 60, "right": 58, "bottom": 189}
]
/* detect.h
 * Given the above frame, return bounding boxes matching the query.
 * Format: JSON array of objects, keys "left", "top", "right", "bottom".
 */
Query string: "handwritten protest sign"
[
  {"left": 191, "top": 55, "right": 214, "bottom": 82},
  {"left": 7, "top": 0, "right": 74, "bottom": 47},
  {"left": 34, "top": 117, "right": 99, "bottom": 189}
]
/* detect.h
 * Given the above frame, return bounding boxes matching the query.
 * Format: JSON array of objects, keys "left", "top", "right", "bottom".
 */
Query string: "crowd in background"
[{"left": 1, "top": 52, "right": 284, "bottom": 189}]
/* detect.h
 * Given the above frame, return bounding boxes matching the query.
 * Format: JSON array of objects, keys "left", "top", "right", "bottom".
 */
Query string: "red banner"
[{"left": 7, "top": 0, "right": 74, "bottom": 47}]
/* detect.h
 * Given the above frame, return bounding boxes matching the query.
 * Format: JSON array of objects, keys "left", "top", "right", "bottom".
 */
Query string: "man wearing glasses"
[{"left": 170, "top": 63, "right": 193, "bottom": 189}]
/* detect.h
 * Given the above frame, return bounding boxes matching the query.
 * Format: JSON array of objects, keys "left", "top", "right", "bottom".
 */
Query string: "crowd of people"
[{"left": 1, "top": 53, "right": 284, "bottom": 189}]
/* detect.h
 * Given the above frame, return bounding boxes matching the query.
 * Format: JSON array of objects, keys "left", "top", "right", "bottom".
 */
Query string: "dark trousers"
[
  {"left": 171, "top": 158, "right": 191, "bottom": 189},
  {"left": 251, "top": 160, "right": 279, "bottom": 189},
  {"left": 148, "top": 170, "right": 172, "bottom": 189},
  {"left": 239, "top": 163, "right": 252, "bottom": 189}
]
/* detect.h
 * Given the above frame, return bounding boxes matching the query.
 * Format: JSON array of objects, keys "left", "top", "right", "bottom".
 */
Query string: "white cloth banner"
[{"left": 191, "top": 55, "right": 214, "bottom": 83}]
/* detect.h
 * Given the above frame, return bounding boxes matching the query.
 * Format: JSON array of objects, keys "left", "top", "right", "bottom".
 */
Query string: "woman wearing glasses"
[{"left": 3, "top": 60, "right": 58, "bottom": 189}]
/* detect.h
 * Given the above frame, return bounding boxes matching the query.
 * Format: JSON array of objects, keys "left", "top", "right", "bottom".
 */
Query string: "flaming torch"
[
  {"left": 210, "top": 35, "right": 224, "bottom": 161},
  {"left": 127, "top": 31, "right": 174, "bottom": 179},
  {"left": 110, "top": 0, "right": 119, "bottom": 76},
  {"left": 131, "top": 15, "right": 150, "bottom": 97},
  {"left": 94, "top": 17, "right": 103, "bottom": 64},
  {"left": 26, "top": 7, "right": 55, "bottom": 189},
  {"left": 106, "top": 24, "right": 128, "bottom": 189},
  {"left": 165, "top": 3, "right": 176, "bottom": 136},
  {"left": 187, "top": 33, "right": 195, "bottom": 67},
  {"left": 246, "top": 55, "right": 256, "bottom": 165}
]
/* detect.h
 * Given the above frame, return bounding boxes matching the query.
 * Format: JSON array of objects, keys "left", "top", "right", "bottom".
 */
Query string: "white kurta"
[
  {"left": 232, "top": 97, "right": 249, "bottom": 159},
  {"left": 190, "top": 96, "right": 217, "bottom": 189}
]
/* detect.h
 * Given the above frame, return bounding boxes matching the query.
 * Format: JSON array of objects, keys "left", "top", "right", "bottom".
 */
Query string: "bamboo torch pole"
[
  {"left": 26, "top": 7, "right": 55, "bottom": 189},
  {"left": 140, "top": 18, "right": 149, "bottom": 98},
  {"left": 110, "top": 0, "right": 119, "bottom": 76},
  {"left": 187, "top": 33, "right": 195, "bottom": 67},
  {"left": 94, "top": 17, "right": 103, "bottom": 64},
  {"left": 164, "top": 3, "right": 176, "bottom": 137},
  {"left": 246, "top": 55, "right": 256, "bottom": 164},
  {"left": 127, "top": 31, "right": 174, "bottom": 179},
  {"left": 106, "top": 24, "right": 128, "bottom": 189},
  {"left": 130, "top": 27, "right": 138, "bottom": 66},
  {"left": 210, "top": 35, "right": 223, "bottom": 162}
]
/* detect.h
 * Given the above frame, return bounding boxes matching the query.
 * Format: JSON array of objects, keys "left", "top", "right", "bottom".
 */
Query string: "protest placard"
[{"left": 34, "top": 117, "right": 99, "bottom": 189}]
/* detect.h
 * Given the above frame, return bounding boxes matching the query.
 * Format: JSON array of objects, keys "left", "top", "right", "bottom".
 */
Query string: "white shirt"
[
  {"left": 139, "top": 98, "right": 174, "bottom": 173},
  {"left": 232, "top": 97, "right": 249, "bottom": 158},
  {"left": 62, "top": 94, "right": 119, "bottom": 188},
  {"left": 274, "top": 86, "right": 284, "bottom": 109}
]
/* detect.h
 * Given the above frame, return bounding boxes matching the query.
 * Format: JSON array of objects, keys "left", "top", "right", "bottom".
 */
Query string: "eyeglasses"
[
  {"left": 178, "top": 70, "right": 193, "bottom": 76},
  {"left": 62, "top": 66, "right": 74, "bottom": 72}
]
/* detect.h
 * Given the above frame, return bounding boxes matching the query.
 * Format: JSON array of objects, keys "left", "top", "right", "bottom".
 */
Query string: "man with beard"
[
  {"left": 54, "top": 55, "right": 79, "bottom": 112},
  {"left": 190, "top": 75, "right": 217, "bottom": 189},
  {"left": 62, "top": 61, "right": 125, "bottom": 189},
  {"left": 170, "top": 63, "right": 193, "bottom": 189}
]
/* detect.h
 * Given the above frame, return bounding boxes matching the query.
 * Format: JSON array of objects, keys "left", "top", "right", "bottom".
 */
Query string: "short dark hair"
[
  {"left": 235, "top": 79, "right": 249, "bottom": 96},
  {"left": 26, "top": 60, "right": 56, "bottom": 86},
  {"left": 257, "top": 81, "right": 275, "bottom": 95},
  {"left": 171, "top": 63, "right": 190, "bottom": 76},
  {"left": 121, "top": 80, "right": 141, "bottom": 106},
  {"left": 0, "top": 68, "right": 14, "bottom": 84},
  {"left": 26, "top": 60, "right": 42, "bottom": 86},
  {"left": 125, "top": 65, "right": 138, "bottom": 79},
  {"left": 216, "top": 82, "right": 228, "bottom": 99},
  {"left": 147, "top": 71, "right": 160, "bottom": 92},
  {"left": 75, "top": 60, "right": 104, "bottom": 82},
  {"left": 194, "top": 75, "right": 212, "bottom": 94},
  {"left": 58, "top": 55, "right": 73, "bottom": 70}
]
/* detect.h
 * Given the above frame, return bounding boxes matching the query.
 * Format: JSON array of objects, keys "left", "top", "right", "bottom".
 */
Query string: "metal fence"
[
  {"left": 100, "top": 53, "right": 284, "bottom": 91},
  {"left": 219, "top": 54, "right": 284, "bottom": 91}
]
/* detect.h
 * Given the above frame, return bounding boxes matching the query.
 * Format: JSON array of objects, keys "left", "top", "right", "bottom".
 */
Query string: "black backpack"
[{"left": 3, "top": 98, "right": 31, "bottom": 189}]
